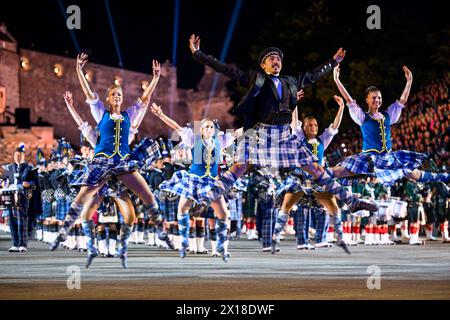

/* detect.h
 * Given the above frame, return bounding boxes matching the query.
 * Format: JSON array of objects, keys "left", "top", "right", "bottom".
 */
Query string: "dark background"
[{"left": 1, "top": 0, "right": 448, "bottom": 125}]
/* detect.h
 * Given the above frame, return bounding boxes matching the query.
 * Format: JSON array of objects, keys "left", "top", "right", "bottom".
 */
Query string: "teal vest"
[
  {"left": 94, "top": 111, "right": 131, "bottom": 158},
  {"left": 303, "top": 137, "right": 325, "bottom": 166},
  {"left": 361, "top": 112, "right": 392, "bottom": 153},
  {"left": 189, "top": 135, "right": 221, "bottom": 178}
]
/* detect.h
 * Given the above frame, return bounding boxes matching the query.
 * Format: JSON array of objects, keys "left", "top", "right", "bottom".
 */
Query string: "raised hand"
[
  {"left": 297, "top": 89, "right": 305, "bottom": 102},
  {"left": 189, "top": 34, "right": 201, "bottom": 54},
  {"left": 333, "top": 95, "right": 345, "bottom": 108},
  {"left": 150, "top": 103, "right": 163, "bottom": 117},
  {"left": 333, "top": 65, "right": 340, "bottom": 81},
  {"left": 63, "top": 91, "right": 73, "bottom": 107},
  {"left": 153, "top": 60, "right": 161, "bottom": 78},
  {"left": 333, "top": 48, "right": 346, "bottom": 64},
  {"left": 403, "top": 65, "right": 413, "bottom": 82},
  {"left": 76, "top": 53, "right": 88, "bottom": 70}
]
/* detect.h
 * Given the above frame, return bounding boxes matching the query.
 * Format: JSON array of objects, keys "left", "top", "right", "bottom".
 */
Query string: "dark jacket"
[{"left": 192, "top": 50, "right": 337, "bottom": 129}]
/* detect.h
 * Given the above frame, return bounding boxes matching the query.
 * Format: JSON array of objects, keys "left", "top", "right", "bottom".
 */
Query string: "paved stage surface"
[{"left": 1, "top": 231, "right": 450, "bottom": 299}]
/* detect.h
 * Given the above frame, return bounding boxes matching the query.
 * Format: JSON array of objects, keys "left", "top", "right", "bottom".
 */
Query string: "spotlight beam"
[
  {"left": 57, "top": 0, "right": 81, "bottom": 53},
  {"left": 104, "top": 0, "right": 124, "bottom": 68},
  {"left": 168, "top": 0, "right": 180, "bottom": 136},
  {"left": 172, "top": 0, "right": 180, "bottom": 66},
  {"left": 203, "top": 0, "right": 243, "bottom": 117}
]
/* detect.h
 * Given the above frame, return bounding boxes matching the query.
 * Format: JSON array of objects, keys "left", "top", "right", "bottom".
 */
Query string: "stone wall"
[{"left": 0, "top": 47, "right": 236, "bottom": 164}]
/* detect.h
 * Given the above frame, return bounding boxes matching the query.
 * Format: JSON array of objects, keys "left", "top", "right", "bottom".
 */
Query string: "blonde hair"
[
  {"left": 106, "top": 84, "right": 123, "bottom": 96},
  {"left": 201, "top": 118, "right": 214, "bottom": 126},
  {"left": 303, "top": 116, "right": 317, "bottom": 129}
]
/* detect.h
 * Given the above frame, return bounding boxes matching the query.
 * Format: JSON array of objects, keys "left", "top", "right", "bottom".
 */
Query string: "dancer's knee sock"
[
  {"left": 315, "top": 171, "right": 358, "bottom": 207},
  {"left": 274, "top": 210, "right": 289, "bottom": 237},
  {"left": 119, "top": 224, "right": 133, "bottom": 255},
  {"left": 177, "top": 212, "right": 190, "bottom": 247},
  {"left": 204, "top": 171, "right": 238, "bottom": 204},
  {"left": 81, "top": 220, "right": 96, "bottom": 254},
  {"left": 60, "top": 202, "right": 83, "bottom": 238},
  {"left": 332, "top": 211, "right": 344, "bottom": 241},
  {"left": 216, "top": 218, "right": 228, "bottom": 251},
  {"left": 417, "top": 171, "right": 450, "bottom": 183}
]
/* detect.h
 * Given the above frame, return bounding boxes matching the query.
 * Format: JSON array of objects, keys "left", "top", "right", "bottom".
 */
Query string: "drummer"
[{"left": 2, "top": 144, "right": 37, "bottom": 252}]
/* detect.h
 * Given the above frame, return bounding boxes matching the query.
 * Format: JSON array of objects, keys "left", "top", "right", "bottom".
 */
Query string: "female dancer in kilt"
[
  {"left": 150, "top": 103, "right": 239, "bottom": 261},
  {"left": 51, "top": 56, "right": 165, "bottom": 268},
  {"left": 273, "top": 94, "right": 351, "bottom": 254},
  {"left": 187, "top": 34, "right": 377, "bottom": 219},
  {"left": 331, "top": 64, "right": 449, "bottom": 186},
  {"left": 59, "top": 91, "right": 164, "bottom": 267}
]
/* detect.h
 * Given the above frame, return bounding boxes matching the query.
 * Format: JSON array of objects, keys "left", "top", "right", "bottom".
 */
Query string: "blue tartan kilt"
[
  {"left": 234, "top": 123, "right": 318, "bottom": 168},
  {"left": 129, "top": 138, "right": 161, "bottom": 166},
  {"left": 228, "top": 197, "right": 242, "bottom": 221},
  {"left": 162, "top": 196, "right": 179, "bottom": 222},
  {"left": 337, "top": 150, "right": 428, "bottom": 186},
  {"left": 42, "top": 201, "right": 54, "bottom": 219},
  {"left": 71, "top": 155, "right": 140, "bottom": 187},
  {"left": 71, "top": 138, "right": 159, "bottom": 188},
  {"left": 159, "top": 170, "right": 216, "bottom": 204},
  {"left": 56, "top": 198, "right": 68, "bottom": 221}
]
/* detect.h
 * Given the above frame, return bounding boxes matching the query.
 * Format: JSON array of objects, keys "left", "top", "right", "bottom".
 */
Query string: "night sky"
[{"left": 1, "top": 0, "right": 448, "bottom": 89}]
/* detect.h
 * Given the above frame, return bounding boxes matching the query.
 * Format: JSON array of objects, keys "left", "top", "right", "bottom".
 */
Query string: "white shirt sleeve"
[
  {"left": 292, "top": 122, "right": 305, "bottom": 140},
  {"left": 126, "top": 99, "right": 144, "bottom": 125},
  {"left": 319, "top": 124, "right": 339, "bottom": 150},
  {"left": 86, "top": 93, "right": 106, "bottom": 124},
  {"left": 347, "top": 101, "right": 366, "bottom": 126},
  {"left": 386, "top": 101, "right": 405, "bottom": 125},
  {"left": 128, "top": 127, "right": 138, "bottom": 144},
  {"left": 218, "top": 131, "right": 235, "bottom": 149},
  {"left": 78, "top": 121, "right": 98, "bottom": 148},
  {"left": 177, "top": 127, "right": 195, "bottom": 148}
]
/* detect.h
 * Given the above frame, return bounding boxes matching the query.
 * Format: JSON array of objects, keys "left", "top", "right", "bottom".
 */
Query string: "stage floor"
[{"left": 1, "top": 231, "right": 450, "bottom": 300}]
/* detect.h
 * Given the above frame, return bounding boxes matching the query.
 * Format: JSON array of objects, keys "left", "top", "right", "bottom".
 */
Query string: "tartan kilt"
[
  {"left": 129, "top": 138, "right": 161, "bottom": 166},
  {"left": 228, "top": 197, "right": 242, "bottom": 221},
  {"left": 163, "top": 197, "right": 179, "bottom": 222},
  {"left": 158, "top": 191, "right": 179, "bottom": 222},
  {"left": 159, "top": 170, "right": 216, "bottom": 204},
  {"left": 55, "top": 199, "right": 68, "bottom": 221},
  {"left": 42, "top": 201, "right": 54, "bottom": 219},
  {"left": 235, "top": 123, "right": 317, "bottom": 167},
  {"left": 337, "top": 150, "right": 428, "bottom": 186},
  {"left": 71, "top": 155, "right": 140, "bottom": 187}
]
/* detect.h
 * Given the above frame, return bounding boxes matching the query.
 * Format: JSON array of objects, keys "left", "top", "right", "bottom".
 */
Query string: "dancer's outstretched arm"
[
  {"left": 189, "top": 34, "right": 251, "bottom": 87},
  {"left": 291, "top": 89, "right": 304, "bottom": 130},
  {"left": 333, "top": 65, "right": 365, "bottom": 125},
  {"left": 387, "top": 66, "right": 413, "bottom": 125},
  {"left": 319, "top": 95, "right": 345, "bottom": 149},
  {"left": 76, "top": 53, "right": 95, "bottom": 101},
  {"left": 331, "top": 95, "right": 345, "bottom": 131},
  {"left": 297, "top": 48, "right": 345, "bottom": 89},
  {"left": 138, "top": 60, "right": 161, "bottom": 107},
  {"left": 131, "top": 60, "right": 162, "bottom": 133},
  {"left": 63, "top": 91, "right": 97, "bottom": 148},
  {"left": 333, "top": 65, "right": 354, "bottom": 104},
  {"left": 399, "top": 66, "right": 413, "bottom": 105},
  {"left": 150, "top": 103, "right": 182, "bottom": 131},
  {"left": 63, "top": 91, "right": 83, "bottom": 127}
]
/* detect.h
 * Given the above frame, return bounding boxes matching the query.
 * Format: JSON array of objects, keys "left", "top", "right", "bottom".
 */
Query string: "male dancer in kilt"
[{"left": 187, "top": 34, "right": 377, "bottom": 232}]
